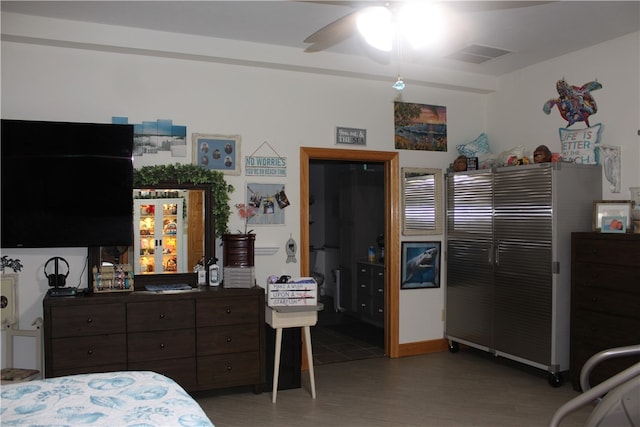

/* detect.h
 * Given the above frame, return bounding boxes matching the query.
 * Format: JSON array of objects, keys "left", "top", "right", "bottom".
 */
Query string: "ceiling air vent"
[{"left": 445, "top": 44, "right": 511, "bottom": 64}]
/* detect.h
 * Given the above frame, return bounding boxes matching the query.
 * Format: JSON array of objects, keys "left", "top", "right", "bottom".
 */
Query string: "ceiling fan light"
[
  {"left": 399, "top": 3, "right": 447, "bottom": 49},
  {"left": 357, "top": 6, "right": 394, "bottom": 52}
]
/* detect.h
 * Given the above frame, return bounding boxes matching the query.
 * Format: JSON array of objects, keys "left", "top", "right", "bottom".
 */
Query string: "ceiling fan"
[{"left": 303, "top": 1, "right": 553, "bottom": 53}]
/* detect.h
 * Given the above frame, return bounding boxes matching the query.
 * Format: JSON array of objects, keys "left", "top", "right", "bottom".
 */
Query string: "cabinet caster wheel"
[
  {"left": 448, "top": 341, "right": 459, "bottom": 353},
  {"left": 548, "top": 372, "right": 563, "bottom": 388}
]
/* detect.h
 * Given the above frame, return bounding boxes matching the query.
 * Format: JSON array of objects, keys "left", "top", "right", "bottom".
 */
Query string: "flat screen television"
[{"left": 1, "top": 119, "right": 134, "bottom": 248}]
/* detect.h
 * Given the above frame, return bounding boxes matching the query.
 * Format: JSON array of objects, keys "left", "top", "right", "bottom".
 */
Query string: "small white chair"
[{"left": 1, "top": 318, "right": 43, "bottom": 384}]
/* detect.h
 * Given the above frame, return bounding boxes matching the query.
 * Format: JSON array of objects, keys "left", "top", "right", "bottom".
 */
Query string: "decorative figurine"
[
  {"left": 286, "top": 235, "right": 297, "bottom": 263},
  {"left": 453, "top": 155, "right": 468, "bottom": 172},
  {"left": 533, "top": 145, "right": 552, "bottom": 163}
]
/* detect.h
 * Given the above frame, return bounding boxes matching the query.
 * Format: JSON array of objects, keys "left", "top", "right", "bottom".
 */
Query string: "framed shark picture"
[{"left": 401, "top": 241, "right": 441, "bottom": 289}]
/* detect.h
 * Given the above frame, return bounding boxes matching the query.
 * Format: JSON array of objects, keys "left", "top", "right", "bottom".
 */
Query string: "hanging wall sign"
[
  {"left": 245, "top": 156, "right": 287, "bottom": 176},
  {"left": 336, "top": 127, "right": 366, "bottom": 145},
  {"left": 245, "top": 141, "right": 287, "bottom": 176}
]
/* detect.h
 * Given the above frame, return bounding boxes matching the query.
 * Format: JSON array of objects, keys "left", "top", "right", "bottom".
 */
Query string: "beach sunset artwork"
[{"left": 394, "top": 102, "right": 447, "bottom": 151}]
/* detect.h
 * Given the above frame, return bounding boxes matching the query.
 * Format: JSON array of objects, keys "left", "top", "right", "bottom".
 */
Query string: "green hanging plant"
[{"left": 133, "top": 163, "right": 234, "bottom": 238}]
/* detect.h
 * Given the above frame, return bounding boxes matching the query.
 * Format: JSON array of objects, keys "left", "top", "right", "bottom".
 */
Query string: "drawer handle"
[
  {"left": 160, "top": 343, "right": 165, "bottom": 349},
  {"left": 86, "top": 318, "right": 93, "bottom": 324},
  {"left": 87, "top": 349, "right": 93, "bottom": 356},
  {"left": 225, "top": 308, "right": 232, "bottom": 314},
  {"left": 377, "top": 288, "right": 383, "bottom": 293},
  {"left": 226, "top": 337, "right": 232, "bottom": 343},
  {"left": 159, "top": 314, "right": 165, "bottom": 319},
  {"left": 360, "top": 284, "right": 367, "bottom": 288},
  {"left": 226, "top": 365, "right": 232, "bottom": 371}
]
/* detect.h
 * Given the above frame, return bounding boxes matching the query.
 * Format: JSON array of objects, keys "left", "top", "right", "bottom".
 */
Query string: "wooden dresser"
[
  {"left": 356, "top": 261, "right": 385, "bottom": 328},
  {"left": 570, "top": 232, "right": 640, "bottom": 390},
  {"left": 43, "top": 286, "right": 265, "bottom": 393}
]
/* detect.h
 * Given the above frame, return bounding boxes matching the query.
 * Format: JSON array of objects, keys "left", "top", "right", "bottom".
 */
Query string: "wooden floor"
[{"left": 194, "top": 347, "right": 592, "bottom": 427}]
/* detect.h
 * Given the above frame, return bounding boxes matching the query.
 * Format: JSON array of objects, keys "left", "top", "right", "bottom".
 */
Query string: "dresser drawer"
[
  {"left": 197, "top": 352, "right": 260, "bottom": 387},
  {"left": 572, "top": 287, "right": 640, "bottom": 319},
  {"left": 573, "top": 238, "right": 640, "bottom": 267},
  {"left": 51, "top": 334, "right": 126, "bottom": 370},
  {"left": 53, "top": 363, "right": 128, "bottom": 378},
  {"left": 358, "top": 299, "right": 371, "bottom": 317},
  {"left": 128, "top": 329, "right": 195, "bottom": 362},
  {"left": 373, "top": 296, "right": 384, "bottom": 315},
  {"left": 196, "top": 297, "right": 259, "bottom": 327},
  {"left": 571, "top": 309, "right": 640, "bottom": 347},
  {"left": 51, "top": 303, "right": 125, "bottom": 338},
  {"left": 127, "top": 300, "right": 194, "bottom": 332},
  {"left": 197, "top": 324, "right": 259, "bottom": 355},
  {"left": 357, "top": 282, "right": 370, "bottom": 298},
  {"left": 129, "top": 357, "right": 197, "bottom": 389},
  {"left": 573, "top": 262, "right": 640, "bottom": 293},
  {"left": 571, "top": 338, "right": 640, "bottom": 389},
  {"left": 371, "top": 266, "right": 385, "bottom": 288}
]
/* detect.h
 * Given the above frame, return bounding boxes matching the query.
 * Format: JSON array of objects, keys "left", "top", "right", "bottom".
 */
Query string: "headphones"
[{"left": 44, "top": 257, "right": 70, "bottom": 288}]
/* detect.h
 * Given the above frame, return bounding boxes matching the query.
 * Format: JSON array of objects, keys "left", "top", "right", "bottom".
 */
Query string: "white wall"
[
  {"left": 1, "top": 13, "right": 638, "bottom": 365},
  {"left": 487, "top": 32, "right": 640, "bottom": 197}
]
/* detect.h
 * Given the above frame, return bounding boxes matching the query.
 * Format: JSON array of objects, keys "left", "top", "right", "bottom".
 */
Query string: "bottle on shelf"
[
  {"left": 195, "top": 257, "right": 206, "bottom": 285},
  {"left": 206, "top": 257, "right": 220, "bottom": 287}
]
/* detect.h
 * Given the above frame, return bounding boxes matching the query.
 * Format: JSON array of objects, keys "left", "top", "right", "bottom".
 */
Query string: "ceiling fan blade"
[
  {"left": 447, "top": 1, "right": 555, "bottom": 13},
  {"left": 302, "top": 1, "right": 555, "bottom": 53},
  {"left": 304, "top": 9, "right": 362, "bottom": 52}
]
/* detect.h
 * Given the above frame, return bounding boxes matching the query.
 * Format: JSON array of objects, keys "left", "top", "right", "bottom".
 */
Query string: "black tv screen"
[{"left": 1, "top": 119, "right": 134, "bottom": 248}]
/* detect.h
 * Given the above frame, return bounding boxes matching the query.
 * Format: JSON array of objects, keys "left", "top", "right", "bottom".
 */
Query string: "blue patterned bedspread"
[{"left": 0, "top": 371, "right": 214, "bottom": 426}]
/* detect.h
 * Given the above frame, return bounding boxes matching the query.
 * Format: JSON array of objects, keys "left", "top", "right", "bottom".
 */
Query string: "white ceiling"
[{"left": 1, "top": 1, "right": 639, "bottom": 78}]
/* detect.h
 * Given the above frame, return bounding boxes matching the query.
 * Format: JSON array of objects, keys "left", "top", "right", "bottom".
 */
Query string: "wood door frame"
[{"left": 300, "top": 147, "right": 400, "bottom": 358}]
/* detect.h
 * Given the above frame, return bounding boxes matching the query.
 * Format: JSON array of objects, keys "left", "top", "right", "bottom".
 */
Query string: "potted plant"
[{"left": 222, "top": 203, "right": 257, "bottom": 268}]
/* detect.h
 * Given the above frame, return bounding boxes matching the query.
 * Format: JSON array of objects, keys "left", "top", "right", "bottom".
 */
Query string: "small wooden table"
[{"left": 265, "top": 303, "right": 323, "bottom": 403}]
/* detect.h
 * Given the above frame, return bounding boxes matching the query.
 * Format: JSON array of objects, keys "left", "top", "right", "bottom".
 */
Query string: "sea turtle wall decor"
[{"left": 543, "top": 78, "right": 602, "bottom": 127}]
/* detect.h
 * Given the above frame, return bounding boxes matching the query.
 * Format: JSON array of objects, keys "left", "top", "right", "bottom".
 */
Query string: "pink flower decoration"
[{"left": 235, "top": 203, "right": 257, "bottom": 234}]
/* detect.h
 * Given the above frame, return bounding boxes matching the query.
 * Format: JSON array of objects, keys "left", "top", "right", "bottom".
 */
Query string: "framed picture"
[
  {"left": 601, "top": 216, "right": 627, "bottom": 233},
  {"left": 1, "top": 273, "right": 18, "bottom": 329},
  {"left": 394, "top": 102, "right": 447, "bottom": 151},
  {"left": 401, "top": 241, "right": 441, "bottom": 289},
  {"left": 246, "top": 183, "right": 287, "bottom": 226},
  {"left": 592, "top": 200, "right": 632, "bottom": 231},
  {"left": 192, "top": 133, "right": 241, "bottom": 175}
]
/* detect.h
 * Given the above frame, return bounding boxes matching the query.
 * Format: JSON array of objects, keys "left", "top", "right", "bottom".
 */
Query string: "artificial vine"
[{"left": 133, "top": 163, "right": 234, "bottom": 238}]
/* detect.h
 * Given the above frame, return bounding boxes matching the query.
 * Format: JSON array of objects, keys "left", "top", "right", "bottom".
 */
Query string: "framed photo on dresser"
[{"left": 592, "top": 200, "right": 632, "bottom": 231}]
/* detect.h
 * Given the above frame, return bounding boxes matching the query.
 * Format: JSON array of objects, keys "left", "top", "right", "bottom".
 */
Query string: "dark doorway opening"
[{"left": 309, "top": 159, "right": 385, "bottom": 365}]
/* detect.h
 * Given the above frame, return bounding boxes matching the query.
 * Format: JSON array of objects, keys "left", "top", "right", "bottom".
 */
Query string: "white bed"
[{"left": 0, "top": 370, "right": 214, "bottom": 426}]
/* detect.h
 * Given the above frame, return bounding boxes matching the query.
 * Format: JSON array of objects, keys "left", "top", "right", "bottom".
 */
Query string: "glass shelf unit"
[{"left": 134, "top": 198, "right": 184, "bottom": 274}]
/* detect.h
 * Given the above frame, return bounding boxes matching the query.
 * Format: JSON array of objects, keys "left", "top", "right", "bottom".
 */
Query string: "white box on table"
[{"left": 267, "top": 277, "right": 317, "bottom": 307}]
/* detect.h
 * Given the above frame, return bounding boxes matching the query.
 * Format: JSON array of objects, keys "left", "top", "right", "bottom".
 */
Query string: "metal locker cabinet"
[
  {"left": 445, "top": 170, "right": 494, "bottom": 350},
  {"left": 445, "top": 162, "right": 602, "bottom": 386}
]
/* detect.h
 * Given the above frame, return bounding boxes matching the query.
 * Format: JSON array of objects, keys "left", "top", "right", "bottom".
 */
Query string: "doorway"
[
  {"left": 300, "top": 147, "right": 401, "bottom": 361},
  {"left": 309, "top": 159, "right": 385, "bottom": 364}
]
